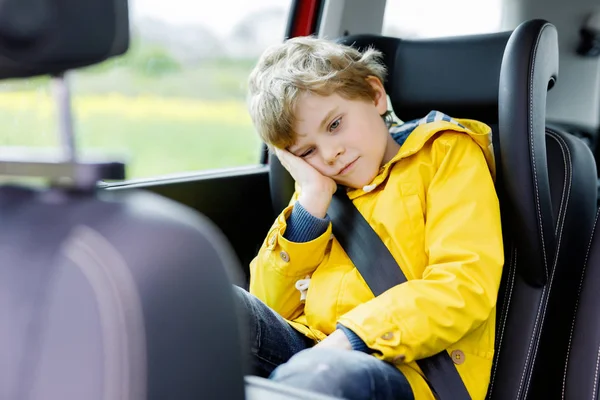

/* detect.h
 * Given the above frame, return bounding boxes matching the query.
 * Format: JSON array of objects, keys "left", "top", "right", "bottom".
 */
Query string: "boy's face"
[{"left": 288, "top": 77, "right": 399, "bottom": 189}]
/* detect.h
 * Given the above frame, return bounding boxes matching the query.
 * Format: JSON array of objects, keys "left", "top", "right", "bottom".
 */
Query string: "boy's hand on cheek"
[{"left": 275, "top": 149, "right": 337, "bottom": 219}]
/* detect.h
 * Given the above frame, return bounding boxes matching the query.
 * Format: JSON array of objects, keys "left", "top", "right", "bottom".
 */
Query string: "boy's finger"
[
  {"left": 275, "top": 148, "right": 292, "bottom": 170},
  {"left": 278, "top": 149, "right": 298, "bottom": 165}
]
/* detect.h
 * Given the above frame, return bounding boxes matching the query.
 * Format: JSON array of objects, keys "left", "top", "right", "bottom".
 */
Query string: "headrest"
[
  {"left": 337, "top": 32, "right": 511, "bottom": 124},
  {"left": 0, "top": 0, "right": 129, "bottom": 78},
  {"left": 577, "top": 10, "right": 600, "bottom": 57}
]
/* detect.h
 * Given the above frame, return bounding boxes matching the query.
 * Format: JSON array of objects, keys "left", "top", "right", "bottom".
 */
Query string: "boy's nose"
[{"left": 323, "top": 145, "right": 344, "bottom": 165}]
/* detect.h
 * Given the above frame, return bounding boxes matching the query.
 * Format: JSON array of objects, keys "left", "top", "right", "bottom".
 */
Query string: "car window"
[
  {"left": 383, "top": 0, "right": 503, "bottom": 38},
  {"left": 0, "top": 0, "right": 293, "bottom": 180}
]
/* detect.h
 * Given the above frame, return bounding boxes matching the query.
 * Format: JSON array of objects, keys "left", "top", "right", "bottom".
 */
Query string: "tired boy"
[{"left": 237, "top": 36, "right": 503, "bottom": 400}]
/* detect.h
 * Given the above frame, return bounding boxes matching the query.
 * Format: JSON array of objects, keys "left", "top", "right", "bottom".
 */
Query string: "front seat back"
[
  {"left": 0, "top": 187, "right": 248, "bottom": 400},
  {"left": 0, "top": 1, "right": 248, "bottom": 399}
]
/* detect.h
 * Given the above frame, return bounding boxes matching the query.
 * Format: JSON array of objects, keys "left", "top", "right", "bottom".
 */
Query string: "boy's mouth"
[{"left": 337, "top": 158, "right": 359, "bottom": 176}]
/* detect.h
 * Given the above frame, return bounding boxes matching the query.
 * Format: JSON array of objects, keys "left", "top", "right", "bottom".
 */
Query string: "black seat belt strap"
[{"left": 328, "top": 188, "right": 471, "bottom": 400}]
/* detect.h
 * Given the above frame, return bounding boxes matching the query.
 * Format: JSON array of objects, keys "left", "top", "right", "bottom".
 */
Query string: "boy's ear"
[{"left": 365, "top": 76, "right": 388, "bottom": 115}]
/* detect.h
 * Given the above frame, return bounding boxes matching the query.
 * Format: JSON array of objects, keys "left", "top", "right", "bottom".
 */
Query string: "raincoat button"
[
  {"left": 392, "top": 355, "right": 406, "bottom": 364},
  {"left": 280, "top": 251, "right": 290, "bottom": 263},
  {"left": 451, "top": 350, "right": 465, "bottom": 365},
  {"left": 268, "top": 234, "right": 276, "bottom": 246},
  {"left": 381, "top": 332, "right": 394, "bottom": 340}
]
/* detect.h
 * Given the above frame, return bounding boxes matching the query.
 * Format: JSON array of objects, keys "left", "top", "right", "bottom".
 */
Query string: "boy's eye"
[
  {"left": 300, "top": 148, "right": 315, "bottom": 158},
  {"left": 329, "top": 117, "right": 342, "bottom": 132}
]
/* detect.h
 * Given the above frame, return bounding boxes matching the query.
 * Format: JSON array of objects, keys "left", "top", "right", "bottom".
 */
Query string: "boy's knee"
[
  {"left": 271, "top": 348, "right": 370, "bottom": 380},
  {"left": 232, "top": 285, "right": 273, "bottom": 334},
  {"left": 232, "top": 284, "right": 248, "bottom": 296},
  {"left": 271, "top": 348, "right": 414, "bottom": 399},
  {"left": 233, "top": 284, "right": 254, "bottom": 308},
  {"left": 232, "top": 285, "right": 257, "bottom": 324},
  {"left": 270, "top": 348, "right": 373, "bottom": 398}
]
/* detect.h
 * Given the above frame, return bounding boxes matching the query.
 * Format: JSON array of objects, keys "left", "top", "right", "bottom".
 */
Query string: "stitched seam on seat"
[
  {"left": 562, "top": 211, "right": 600, "bottom": 399},
  {"left": 517, "top": 23, "right": 553, "bottom": 399},
  {"left": 528, "top": 27, "right": 551, "bottom": 284},
  {"left": 523, "top": 130, "right": 572, "bottom": 397},
  {"left": 545, "top": 131, "right": 571, "bottom": 237},
  {"left": 487, "top": 245, "right": 517, "bottom": 397},
  {"left": 517, "top": 286, "right": 547, "bottom": 399},
  {"left": 593, "top": 346, "right": 600, "bottom": 399}
]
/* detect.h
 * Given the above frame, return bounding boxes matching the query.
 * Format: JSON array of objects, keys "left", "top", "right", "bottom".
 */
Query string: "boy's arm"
[
  {"left": 283, "top": 201, "right": 331, "bottom": 243},
  {"left": 337, "top": 132, "right": 504, "bottom": 363},
  {"left": 249, "top": 191, "right": 332, "bottom": 320}
]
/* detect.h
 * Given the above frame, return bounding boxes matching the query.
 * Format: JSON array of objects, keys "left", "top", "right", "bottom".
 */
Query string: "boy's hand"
[
  {"left": 275, "top": 149, "right": 337, "bottom": 218},
  {"left": 314, "top": 329, "right": 352, "bottom": 350}
]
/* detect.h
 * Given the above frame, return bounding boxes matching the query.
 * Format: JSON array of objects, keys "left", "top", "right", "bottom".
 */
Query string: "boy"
[{"left": 237, "top": 36, "right": 504, "bottom": 400}]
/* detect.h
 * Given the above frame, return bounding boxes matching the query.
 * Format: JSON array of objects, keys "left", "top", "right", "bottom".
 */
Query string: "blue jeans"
[{"left": 234, "top": 286, "right": 414, "bottom": 400}]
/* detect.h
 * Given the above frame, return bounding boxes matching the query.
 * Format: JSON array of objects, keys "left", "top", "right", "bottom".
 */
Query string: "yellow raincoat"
[{"left": 249, "top": 118, "right": 504, "bottom": 399}]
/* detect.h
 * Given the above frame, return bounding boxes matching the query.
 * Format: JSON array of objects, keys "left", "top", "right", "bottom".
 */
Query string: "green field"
[
  {"left": 0, "top": 94, "right": 262, "bottom": 179},
  {"left": 0, "top": 55, "right": 266, "bottom": 180}
]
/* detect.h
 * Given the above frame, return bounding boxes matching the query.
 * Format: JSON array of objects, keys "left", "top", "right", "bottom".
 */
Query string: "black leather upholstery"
[
  {"left": 490, "top": 21, "right": 597, "bottom": 400},
  {"left": 490, "top": 127, "right": 597, "bottom": 400},
  {"left": 269, "top": 151, "right": 296, "bottom": 219},
  {"left": 340, "top": 32, "right": 510, "bottom": 124},
  {"left": 268, "top": 20, "right": 598, "bottom": 399},
  {"left": 562, "top": 212, "right": 600, "bottom": 399}
]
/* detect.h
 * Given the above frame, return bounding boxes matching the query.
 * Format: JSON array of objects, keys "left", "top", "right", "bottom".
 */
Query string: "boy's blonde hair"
[{"left": 247, "top": 36, "right": 388, "bottom": 149}]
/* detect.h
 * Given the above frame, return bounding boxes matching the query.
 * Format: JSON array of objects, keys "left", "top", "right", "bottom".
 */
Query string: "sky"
[{"left": 129, "top": 0, "right": 502, "bottom": 39}]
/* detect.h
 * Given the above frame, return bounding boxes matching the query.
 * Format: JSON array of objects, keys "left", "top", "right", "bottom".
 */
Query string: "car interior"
[{"left": 2, "top": 0, "right": 600, "bottom": 399}]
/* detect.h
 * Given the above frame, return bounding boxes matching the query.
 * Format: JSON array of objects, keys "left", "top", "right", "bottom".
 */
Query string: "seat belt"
[{"left": 328, "top": 188, "right": 472, "bottom": 400}]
